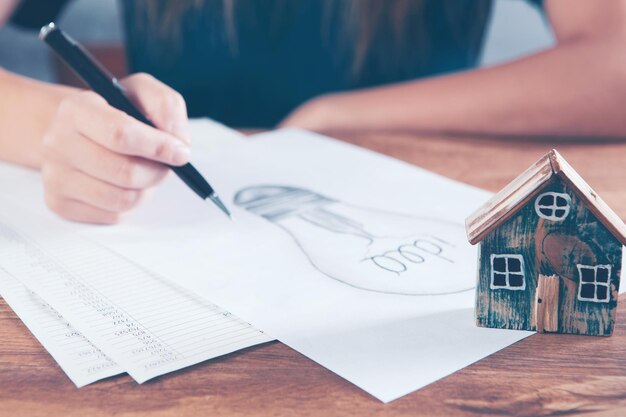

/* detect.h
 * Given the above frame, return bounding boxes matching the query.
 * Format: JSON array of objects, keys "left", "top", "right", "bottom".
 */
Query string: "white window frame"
[
  {"left": 576, "top": 264, "right": 611, "bottom": 303},
  {"left": 535, "top": 192, "right": 571, "bottom": 221},
  {"left": 490, "top": 254, "right": 526, "bottom": 291}
]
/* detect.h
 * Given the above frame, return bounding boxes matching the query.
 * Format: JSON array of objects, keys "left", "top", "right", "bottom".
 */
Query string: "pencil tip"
[{"left": 207, "top": 194, "right": 233, "bottom": 220}]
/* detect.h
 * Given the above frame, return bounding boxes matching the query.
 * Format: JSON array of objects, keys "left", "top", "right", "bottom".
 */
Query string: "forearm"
[
  {"left": 0, "top": 0, "right": 20, "bottom": 26},
  {"left": 318, "top": 37, "right": 626, "bottom": 139},
  {"left": 0, "top": 68, "right": 77, "bottom": 167}
]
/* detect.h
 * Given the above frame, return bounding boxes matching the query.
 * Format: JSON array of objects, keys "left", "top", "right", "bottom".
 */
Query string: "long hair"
[{"left": 134, "top": 0, "right": 491, "bottom": 81}]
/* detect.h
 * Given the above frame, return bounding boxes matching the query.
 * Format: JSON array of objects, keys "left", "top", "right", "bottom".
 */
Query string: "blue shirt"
[{"left": 12, "top": 0, "right": 543, "bottom": 127}]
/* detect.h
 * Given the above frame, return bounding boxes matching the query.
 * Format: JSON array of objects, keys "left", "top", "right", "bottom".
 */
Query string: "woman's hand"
[
  {"left": 41, "top": 73, "right": 190, "bottom": 224},
  {"left": 279, "top": 94, "right": 349, "bottom": 132}
]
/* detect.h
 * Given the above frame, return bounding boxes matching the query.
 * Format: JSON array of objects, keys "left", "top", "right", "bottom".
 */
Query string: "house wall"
[{"left": 476, "top": 178, "right": 622, "bottom": 335}]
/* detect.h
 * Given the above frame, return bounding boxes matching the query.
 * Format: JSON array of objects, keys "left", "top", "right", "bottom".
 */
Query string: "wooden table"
[{"left": 2, "top": 133, "right": 626, "bottom": 417}]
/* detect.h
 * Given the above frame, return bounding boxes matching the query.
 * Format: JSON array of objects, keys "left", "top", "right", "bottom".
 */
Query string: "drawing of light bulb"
[{"left": 233, "top": 185, "right": 476, "bottom": 295}]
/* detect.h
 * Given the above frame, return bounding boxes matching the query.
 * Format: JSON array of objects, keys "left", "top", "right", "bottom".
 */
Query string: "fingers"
[
  {"left": 84, "top": 153, "right": 168, "bottom": 190},
  {"left": 120, "top": 73, "right": 190, "bottom": 145},
  {"left": 43, "top": 165, "right": 144, "bottom": 214},
  {"left": 48, "top": 130, "right": 168, "bottom": 189},
  {"left": 41, "top": 73, "right": 191, "bottom": 225},
  {"left": 59, "top": 90, "right": 190, "bottom": 166},
  {"left": 45, "top": 198, "right": 121, "bottom": 225}
]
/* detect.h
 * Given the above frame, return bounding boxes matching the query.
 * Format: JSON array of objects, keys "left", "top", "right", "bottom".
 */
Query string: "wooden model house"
[{"left": 466, "top": 150, "right": 626, "bottom": 336}]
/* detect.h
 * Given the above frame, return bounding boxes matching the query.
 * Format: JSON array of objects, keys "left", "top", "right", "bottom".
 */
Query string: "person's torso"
[{"left": 121, "top": 0, "right": 492, "bottom": 127}]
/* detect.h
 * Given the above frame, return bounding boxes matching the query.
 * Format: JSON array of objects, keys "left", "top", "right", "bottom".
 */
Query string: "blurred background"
[{"left": 0, "top": 0, "right": 554, "bottom": 84}]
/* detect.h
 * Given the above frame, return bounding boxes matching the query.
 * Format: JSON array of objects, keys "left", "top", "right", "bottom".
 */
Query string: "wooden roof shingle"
[{"left": 465, "top": 149, "right": 626, "bottom": 246}]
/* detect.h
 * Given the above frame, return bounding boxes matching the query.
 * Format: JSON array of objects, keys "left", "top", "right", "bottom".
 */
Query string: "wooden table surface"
[{"left": 2, "top": 133, "right": 626, "bottom": 417}]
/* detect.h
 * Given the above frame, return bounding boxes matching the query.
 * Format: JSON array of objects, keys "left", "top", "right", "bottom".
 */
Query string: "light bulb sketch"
[{"left": 233, "top": 185, "right": 475, "bottom": 295}]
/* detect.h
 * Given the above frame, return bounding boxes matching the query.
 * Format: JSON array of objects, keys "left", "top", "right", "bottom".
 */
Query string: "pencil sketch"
[{"left": 233, "top": 185, "right": 476, "bottom": 296}]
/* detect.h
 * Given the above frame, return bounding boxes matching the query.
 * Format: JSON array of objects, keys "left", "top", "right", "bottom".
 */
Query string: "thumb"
[{"left": 119, "top": 73, "right": 191, "bottom": 145}]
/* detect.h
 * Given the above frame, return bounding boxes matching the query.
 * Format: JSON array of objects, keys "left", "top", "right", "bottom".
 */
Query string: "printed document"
[{"left": 79, "top": 128, "right": 533, "bottom": 402}]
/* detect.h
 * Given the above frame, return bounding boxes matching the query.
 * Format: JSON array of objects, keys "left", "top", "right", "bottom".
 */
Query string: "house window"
[
  {"left": 535, "top": 192, "right": 571, "bottom": 221},
  {"left": 490, "top": 254, "right": 526, "bottom": 290},
  {"left": 577, "top": 264, "right": 611, "bottom": 303}
]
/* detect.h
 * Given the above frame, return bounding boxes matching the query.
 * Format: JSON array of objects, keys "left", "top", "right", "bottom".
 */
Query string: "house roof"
[{"left": 466, "top": 149, "right": 626, "bottom": 246}]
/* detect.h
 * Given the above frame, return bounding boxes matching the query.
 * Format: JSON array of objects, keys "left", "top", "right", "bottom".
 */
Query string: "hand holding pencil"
[
  {"left": 40, "top": 73, "right": 191, "bottom": 224},
  {"left": 40, "top": 23, "right": 231, "bottom": 224}
]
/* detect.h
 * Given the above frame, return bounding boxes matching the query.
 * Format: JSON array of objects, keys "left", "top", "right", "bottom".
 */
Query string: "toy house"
[{"left": 465, "top": 150, "right": 626, "bottom": 336}]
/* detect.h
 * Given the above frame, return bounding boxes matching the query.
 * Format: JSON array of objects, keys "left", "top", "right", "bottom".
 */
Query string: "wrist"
[
  {"left": 0, "top": 70, "right": 78, "bottom": 168},
  {"left": 281, "top": 93, "right": 355, "bottom": 132}
]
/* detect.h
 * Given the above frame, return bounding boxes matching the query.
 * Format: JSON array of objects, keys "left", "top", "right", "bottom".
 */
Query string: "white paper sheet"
[
  {"left": 75, "top": 128, "right": 534, "bottom": 402},
  {"left": 0, "top": 268, "right": 122, "bottom": 387},
  {"left": 187, "top": 117, "right": 245, "bottom": 143},
  {"left": 0, "top": 201, "right": 272, "bottom": 383}
]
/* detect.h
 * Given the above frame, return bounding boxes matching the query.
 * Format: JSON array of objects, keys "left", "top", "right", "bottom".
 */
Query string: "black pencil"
[{"left": 39, "top": 22, "right": 232, "bottom": 220}]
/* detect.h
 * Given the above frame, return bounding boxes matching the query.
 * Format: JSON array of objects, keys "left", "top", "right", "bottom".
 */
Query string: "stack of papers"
[
  {"left": 0, "top": 120, "right": 540, "bottom": 401},
  {"left": 78, "top": 127, "right": 535, "bottom": 402},
  {"left": 0, "top": 119, "right": 271, "bottom": 386},
  {"left": 0, "top": 268, "right": 122, "bottom": 386},
  {"left": 0, "top": 205, "right": 272, "bottom": 384}
]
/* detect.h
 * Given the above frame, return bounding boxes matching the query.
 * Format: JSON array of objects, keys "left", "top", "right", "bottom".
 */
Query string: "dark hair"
[{"left": 135, "top": 0, "right": 492, "bottom": 80}]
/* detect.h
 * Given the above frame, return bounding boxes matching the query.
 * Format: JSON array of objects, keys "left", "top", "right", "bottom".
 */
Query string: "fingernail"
[{"left": 172, "top": 144, "right": 190, "bottom": 165}]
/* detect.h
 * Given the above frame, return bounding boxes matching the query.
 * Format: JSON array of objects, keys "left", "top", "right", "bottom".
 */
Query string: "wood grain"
[
  {"left": 536, "top": 274, "right": 560, "bottom": 333},
  {"left": 550, "top": 150, "right": 626, "bottom": 246},
  {"left": 474, "top": 176, "right": 622, "bottom": 336},
  {"left": 3, "top": 131, "right": 626, "bottom": 416},
  {"left": 466, "top": 149, "right": 626, "bottom": 246},
  {"left": 465, "top": 150, "right": 554, "bottom": 245}
]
